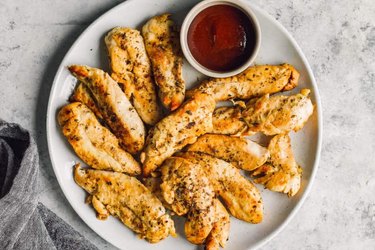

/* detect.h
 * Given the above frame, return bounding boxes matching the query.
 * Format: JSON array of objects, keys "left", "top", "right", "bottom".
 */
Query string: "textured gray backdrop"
[{"left": 0, "top": 0, "right": 374, "bottom": 249}]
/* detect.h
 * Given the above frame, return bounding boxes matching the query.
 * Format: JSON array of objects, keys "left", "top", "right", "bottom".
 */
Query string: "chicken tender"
[
  {"left": 160, "top": 157, "right": 215, "bottom": 245},
  {"left": 68, "top": 65, "right": 145, "bottom": 154},
  {"left": 74, "top": 164, "right": 175, "bottom": 243},
  {"left": 105, "top": 27, "right": 162, "bottom": 125},
  {"left": 186, "top": 64, "right": 299, "bottom": 101},
  {"left": 58, "top": 102, "right": 140, "bottom": 175},
  {"left": 140, "top": 93, "right": 215, "bottom": 176},
  {"left": 242, "top": 89, "right": 314, "bottom": 135},
  {"left": 178, "top": 152, "right": 263, "bottom": 223},
  {"left": 212, "top": 89, "right": 314, "bottom": 136},
  {"left": 146, "top": 164, "right": 229, "bottom": 249},
  {"left": 142, "top": 14, "right": 185, "bottom": 111},
  {"left": 187, "top": 134, "right": 269, "bottom": 171},
  {"left": 252, "top": 134, "right": 302, "bottom": 197}
]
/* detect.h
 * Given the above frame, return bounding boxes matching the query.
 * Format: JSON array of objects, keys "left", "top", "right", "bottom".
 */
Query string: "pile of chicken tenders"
[{"left": 58, "top": 14, "right": 314, "bottom": 249}]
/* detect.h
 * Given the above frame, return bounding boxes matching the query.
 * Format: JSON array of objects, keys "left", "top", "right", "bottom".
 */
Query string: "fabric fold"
[{"left": 0, "top": 119, "right": 98, "bottom": 250}]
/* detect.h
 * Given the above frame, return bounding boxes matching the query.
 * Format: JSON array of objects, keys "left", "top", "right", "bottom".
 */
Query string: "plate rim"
[
  {"left": 246, "top": 5, "right": 323, "bottom": 250},
  {"left": 46, "top": 0, "right": 323, "bottom": 249}
]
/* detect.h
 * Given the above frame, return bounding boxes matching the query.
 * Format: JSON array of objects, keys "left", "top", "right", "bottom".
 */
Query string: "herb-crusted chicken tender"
[
  {"left": 74, "top": 164, "right": 175, "bottom": 243},
  {"left": 186, "top": 64, "right": 299, "bottom": 101},
  {"left": 187, "top": 134, "right": 269, "bottom": 171},
  {"left": 160, "top": 157, "right": 216, "bottom": 245},
  {"left": 178, "top": 152, "right": 263, "bottom": 224},
  {"left": 105, "top": 27, "right": 162, "bottom": 125},
  {"left": 252, "top": 134, "right": 302, "bottom": 197},
  {"left": 68, "top": 65, "right": 145, "bottom": 154},
  {"left": 211, "top": 89, "right": 314, "bottom": 136},
  {"left": 58, "top": 102, "right": 140, "bottom": 175},
  {"left": 141, "top": 93, "right": 215, "bottom": 176},
  {"left": 142, "top": 14, "right": 185, "bottom": 111},
  {"left": 242, "top": 89, "right": 314, "bottom": 135}
]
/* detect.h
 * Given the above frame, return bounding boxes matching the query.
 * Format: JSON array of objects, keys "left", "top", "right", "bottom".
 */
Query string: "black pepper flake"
[{"left": 186, "top": 121, "right": 196, "bottom": 129}]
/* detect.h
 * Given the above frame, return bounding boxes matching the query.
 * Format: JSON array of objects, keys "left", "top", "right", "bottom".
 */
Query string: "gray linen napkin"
[{"left": 0, "top": 119, "right": 98, "bottom": 250}]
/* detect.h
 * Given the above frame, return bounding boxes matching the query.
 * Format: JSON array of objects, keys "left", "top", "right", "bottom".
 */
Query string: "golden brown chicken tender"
[
  {"left": 252, "top": 134, "right": 302, "bottom": 197},
  {"left": 142, "top": 14, "right": 185, "bottom": 111},
  {"left": 187, "top": 134, "right": 269, "bottom": 171},
  {"left": 186, "top": 64, "right": 299, "bottom": 101},
  {"left": 58, "top": 102, "right": 140, "bottom": 175},
  {"left": 105, "top": 27, "right": 162, "bottom": 125},
  {"left": 74, "top": 164, "right": 175, "bottom": 243},
  {"left": 178, "top": 152, "right": 263, "bottom": 223},
  {"left": 68, "top": 65, "right": 145, "bottom": 154},
  {"left": 242, "top": 89, "right": 314, "bottom": 135},
  {"left": 211, "top": 89, "right": 314, "bottom": 136},
  {"left": 140, "top": 93, "right": 215, "bottom": 176},
  {"left": 160, "top": 157, "right": 215, "bottom": 245}
]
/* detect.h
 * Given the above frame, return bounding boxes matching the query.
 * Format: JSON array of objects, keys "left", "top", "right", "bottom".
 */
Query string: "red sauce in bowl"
[{"left": 187, "top": 4, "right": 256, "bottom": 72}]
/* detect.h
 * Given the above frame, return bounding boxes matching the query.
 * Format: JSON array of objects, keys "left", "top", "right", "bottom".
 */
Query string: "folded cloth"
[{"left": 0, "top": 119, "right": 98, "bottom": 250}]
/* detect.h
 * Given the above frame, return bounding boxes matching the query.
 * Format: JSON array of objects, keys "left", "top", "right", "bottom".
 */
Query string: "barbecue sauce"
[{"left": 187, "top": 5, "right": 256, "bottom": 72}]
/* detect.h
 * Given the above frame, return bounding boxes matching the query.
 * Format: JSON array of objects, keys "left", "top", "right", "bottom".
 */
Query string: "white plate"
[{"left": 46, "top": 0, "right": 322, "bottom": 249}]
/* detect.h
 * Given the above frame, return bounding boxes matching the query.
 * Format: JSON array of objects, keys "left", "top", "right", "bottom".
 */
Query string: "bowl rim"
[{"left": 180, "top": 0, "right": 262, "bottom": 78}]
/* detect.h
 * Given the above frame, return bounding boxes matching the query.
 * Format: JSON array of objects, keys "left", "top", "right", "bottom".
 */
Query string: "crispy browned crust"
[{"left": 283, "top": 64, "right": 300, "bottom": 90}]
